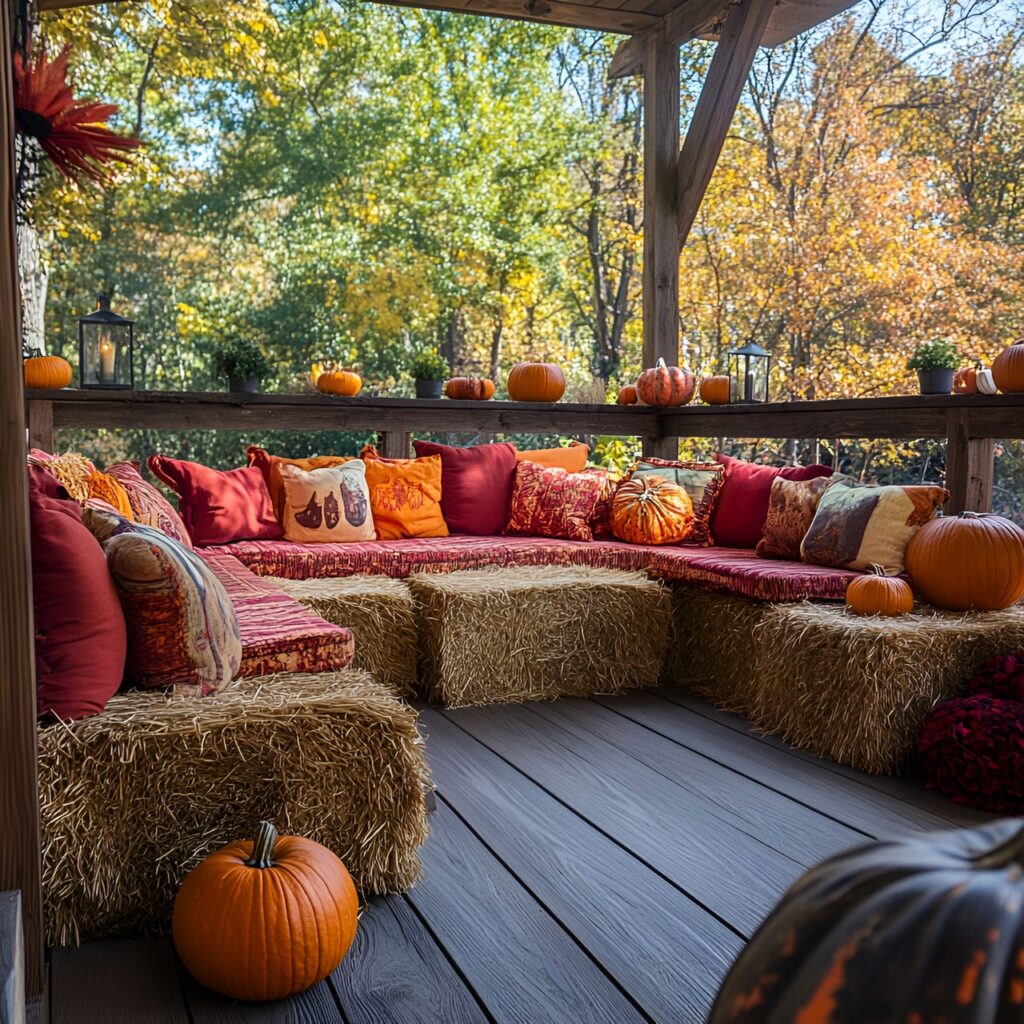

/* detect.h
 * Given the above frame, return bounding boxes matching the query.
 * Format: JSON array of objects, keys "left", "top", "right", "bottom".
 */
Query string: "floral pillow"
[
  {"left": 505, "top": 461, "right": 604, "bottom": 542},
  {"left": 756, "top": 474, "right": 837, "bottom": 560},
  {"left": 277, "top": 461, "right": 376, "bottom": 543},
  {"left": 628, "top": 459, "right": 724, "bottom": 546}
]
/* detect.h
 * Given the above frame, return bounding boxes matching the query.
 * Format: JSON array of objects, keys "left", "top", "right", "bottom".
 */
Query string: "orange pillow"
[
  {"left": 515, "top": 442, "right": 589, "bottom": 473},
  {"left": 363, "top": 455, "right": 449, "bottom": 541},
  {"left": 247, "top": 446, "right": 353, "bottom": 521}
]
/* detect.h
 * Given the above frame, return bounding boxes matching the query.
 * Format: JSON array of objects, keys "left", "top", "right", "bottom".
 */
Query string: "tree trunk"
[
  {"left": 16, "top": 218, "right": 46, "bottom": 355},
  {"left": 489, "top": 314, "right": 503, "bottom": 382}
]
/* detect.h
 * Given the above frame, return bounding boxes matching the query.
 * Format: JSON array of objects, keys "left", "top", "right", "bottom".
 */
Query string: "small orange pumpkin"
[
  {"left": 617, "top": 384, "right": 638, "bottom": 406},
  {"left": 507, "top": 361, "right": 566, "bottom": 403},
  {"left": 699, "top": 375, "right": 730, "bottom": 405},
  {"left": 635, "top": 358, "right": 695, "bottom": 408},
  {"left": 611, "top": 474, "right": 694, "bottom": 545},
  {"left": 24, "top": 354, "right": 73, "bottom": 390},
  {"left": 317, "top": 370, "right": 362, "bottom": 397},
  {"left": 952, "top": 366, "right": 979, "bottom": 395},
  {"left": 845, "top": 564, "right": 913, "bottom": 616},
  {"left": 173, "top": 821, "right": 359, "bottom": 1002},
  {"left": 991, "top": 340, "right": 1024, "bottom": 393},
  {"left": 444, "top": 376, "right": 496, "bottom": 401}
]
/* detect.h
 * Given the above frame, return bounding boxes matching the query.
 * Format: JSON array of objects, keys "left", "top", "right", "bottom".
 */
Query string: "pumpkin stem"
[
  {"left": 868, "top": 563, "right": 888, "bottom": 576},
  {"left": 959, "top": 511, "right": 995, "bottom": 520},
  {"left": 245, "top": 820, "right": 278, "bottom": 869}
]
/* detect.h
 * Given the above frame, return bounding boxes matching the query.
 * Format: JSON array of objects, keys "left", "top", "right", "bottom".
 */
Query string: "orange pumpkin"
[
  {"left": 317, "top": 370, "right": 362, "bottom": 397},
  {"left": 617, "top": 384, "right": 638, "bottom": 405},
  {"left": 611, "top": 474, "right": 694, "bottom": 545},
  {"left": 845, "top": 565, "right": 913, "bottom": 616},
  {"left": 991, "top": 340, "right": 1024, "bottom": 393},
  {"left": 507, "top": 361, "right": 565, "bottom": 402},
  {"left": 24, "top": 354, "right": 72, "bottom": 390},
  {"left": 172, "top": 821, "right": 359, "bottom": 1002},
  {"left": 699, "top": 375, "right": 730, "bottom": 405},
  {"left": 952, "top": 366, "right": 979, "bottom": 394},
  {"left": 635, "top": 358, "right": 695, "bottom": 408},
  {"left": 905, "top": 511, "right": 1024, "bottom": 611},
  {"left": 444, "top": 376, "right": 496, "bottom": 401}
]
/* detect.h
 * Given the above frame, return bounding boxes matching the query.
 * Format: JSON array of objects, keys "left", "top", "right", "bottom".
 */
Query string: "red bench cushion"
[{"left": 200, "top": 536, "right": 858, "bottom": 603}]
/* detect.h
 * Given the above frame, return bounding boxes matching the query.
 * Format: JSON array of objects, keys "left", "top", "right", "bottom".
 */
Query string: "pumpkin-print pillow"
[
  {"left": 628, "top": 459, "right": 724, "bottom": 546},
  {"left": 278, "top": 461, "right": 376, "bottom": 543},
  {"left": 505, "top": 461, "right": 605, "bottom": 542}
]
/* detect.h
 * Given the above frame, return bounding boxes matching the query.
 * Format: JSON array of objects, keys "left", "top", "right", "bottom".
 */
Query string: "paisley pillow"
[
  {"left": 505, "top": 461, "right": 604, "bottom": 541},
  {"left": 756, "top": 474, "right": 837, "bottom": 560},
  {"left": 278, "top": 461, "right": 376, "bottom": 543},
  {"left": 107, "top": 462, "right": 192, "bottom": 547}
]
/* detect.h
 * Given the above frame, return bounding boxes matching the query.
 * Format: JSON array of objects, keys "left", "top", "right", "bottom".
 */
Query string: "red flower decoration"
[{"left": 13, "top": 43, "right": 140, "bottom": 186}]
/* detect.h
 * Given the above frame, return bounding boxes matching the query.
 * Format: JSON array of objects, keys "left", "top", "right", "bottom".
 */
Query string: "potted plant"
[
  {"left": 907, "top": 339, "right": 961, "bottom": 395},
  {"left": 213, "top": 338, "right": 273, "bottom": 394},
  {"left": 409, "top": 350, "right": 449, "bottom": 399}
]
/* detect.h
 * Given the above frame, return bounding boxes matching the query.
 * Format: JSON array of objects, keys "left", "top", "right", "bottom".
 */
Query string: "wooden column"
[
  {"left": 946, "top": 408, "right": 994, "bottom": 514},
  {"left": 641, "top": 29, "right": 680, "bottom": 460},
  {"left": 26, "top": 399, "right": 53, "bottom": 453},
  {"left": 0, "top": 0, "right": 44, "bottom": 1000},
  {"left": 378, "top": 430, "right": 412, "bottom": 460}
]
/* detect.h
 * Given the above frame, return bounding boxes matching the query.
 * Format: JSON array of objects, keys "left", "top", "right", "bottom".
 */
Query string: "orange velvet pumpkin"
[
  {"left": 611, "top": 474, "right": 694, "bottom": 545},
  {"left": 845, "top": 565, "right": 913, "bottom": 616},
  {"left": 991, "top": 340, "right": 1024, "bottom": 393},
  {"left": 952, "top": 366, "right": 979, "bottom": 395},
  {"left": 617, "top": 384, "right": 638, "bottom": 405},
  {"left": 24, "top": 354, "right": 72, "bottom": 390},
  {"left": 905, "top": 512, "right": 1024, "bottom": 611},
  {"left": 172, "top": 821, "right": 359, "bottom": 1002},
  {"left": 635, "top": 358, "right": 695, "bottom": 408},
  {"left": 444, "top": 376, "right": 496, "bottom": 401},
  {"left": 507, "top": 361, "right": 565, "bottom": 402},
  {"left": 317, "top": 370, "right": 362, "bottom": 396},
  {"left": 699, "top": 375, "right": 730, "bottom": 405}
]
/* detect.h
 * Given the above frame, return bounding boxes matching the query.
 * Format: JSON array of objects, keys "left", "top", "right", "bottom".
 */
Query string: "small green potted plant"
[
  {"left": 213, "top": 337, "right": 273, "bottom": 395},
  {"left": 907, "top": 339, "right": 961, "bottom": 395},
  {"left": 409, "top": 350, "right": 449, "bottom": 399}
]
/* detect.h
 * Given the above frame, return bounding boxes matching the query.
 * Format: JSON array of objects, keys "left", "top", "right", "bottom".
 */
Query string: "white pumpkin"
[{"left": 977, "top": 368, "right": 998, "bottom": 395}]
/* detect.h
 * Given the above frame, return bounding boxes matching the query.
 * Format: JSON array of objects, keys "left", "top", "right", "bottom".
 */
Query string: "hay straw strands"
[{"left": 38, "top": 671, "right": 430, "bottom": 946}]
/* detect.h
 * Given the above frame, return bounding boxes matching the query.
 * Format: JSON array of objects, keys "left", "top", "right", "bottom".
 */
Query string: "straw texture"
[
  {"left": 39, "top": 671, "right": 430, "bottom": 945},
  {"left": 410, "top": 565, "right": 670, "bottom": 707},
  {"left": 273, "top": 576, "right": 417, "bottom": 696}
]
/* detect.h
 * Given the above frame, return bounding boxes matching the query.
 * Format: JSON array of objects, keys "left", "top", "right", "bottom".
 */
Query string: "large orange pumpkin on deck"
[
  {"left": 710, "top": 819, "right": 1024, "bottom": 1024},
  {"left": 635, "top": 358, "right": 695, "bottom": 407},
  {"left": 905, "top": 512, "right": 1024, "bottom": 611},
  {"left": 507, "top": 361, "right": 565, "bottom": 402},
  {"left": 24, "top": 354, "right": 72, "bottom": 390},
  {"left": 172, "top": 821, "right": 359, "bottom": 1001},
  {"left": 992, "top": 340, "right": 1024, "bottom": 393},
  {"left": 611, "top": 474, "right": 693, "bottom": 545},
  {"left": 444, "top": 376, "right": 496, "bottom": 400}
]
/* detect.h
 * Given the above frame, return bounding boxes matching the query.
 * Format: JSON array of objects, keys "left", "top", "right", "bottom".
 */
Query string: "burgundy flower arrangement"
[{"left": 916, "top": 649, "right": 1024, "bottom": 813}]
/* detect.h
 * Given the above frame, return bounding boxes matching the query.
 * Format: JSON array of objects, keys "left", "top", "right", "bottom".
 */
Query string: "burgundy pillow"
[
  {"left": 29, "top": 467, "right": 126, "bottom": 720},
  {"left": 148, "top": 455, "right": 282, "bottom": 546},
  {"left": 710, "top": 454, "right": 832, "bottom": 549},
  {"left": 412, "top": 440, "right": 517, "bottom": 535}
]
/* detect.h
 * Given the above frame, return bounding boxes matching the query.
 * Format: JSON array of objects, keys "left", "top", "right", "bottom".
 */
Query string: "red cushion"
[
  {"left": 709, "top": 454, "right": 832, "bottom": 549},
  {"left": 29, "top": 468, "right": 126, "bottom": 720},
  {"left": 412, "top": 440, "right": 517, "bottom": 536},
  {"left": 148, "top": 455, "right": 282, "bottom": 546}
]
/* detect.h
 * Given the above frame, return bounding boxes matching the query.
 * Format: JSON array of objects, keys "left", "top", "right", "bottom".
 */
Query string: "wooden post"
[
  {"left": 26, "top": 400, "right": 52, "bottom": 453},
  {"left": 641, "top": 29, "right": 680, "bottom": 461},
  {"left": 0, "top": 891, "right": 25, "bottom": 1024},
  {"left": 0, "top": 0, "right": 44, "bottom": 999},
  {"left": 378, "top": 430, "right": 413, "bottom": 460},
  {"left": 946, "top": 408, "right": 994, "bottom": 514}
]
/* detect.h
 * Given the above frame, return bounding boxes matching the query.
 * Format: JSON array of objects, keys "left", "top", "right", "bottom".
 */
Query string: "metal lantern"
[
  {"left": 727, "top": 341, "right": 770, "bottom": 403},
  {"left": 78, "top": 294, "right": 134, "bottom": 389}
]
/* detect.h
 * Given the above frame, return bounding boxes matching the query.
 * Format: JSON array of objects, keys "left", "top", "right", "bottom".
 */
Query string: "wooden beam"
[
  {"left": 26, "top": 400, "right": 52, "bottom": 454},
  {"left": 676, "top": 0, "right": 775, "bottom": 247},
  {"left": 378, "top": 430, "right": 413, "bottom": 459},
  {"left": 945, "top": 408, "right": 995, "bottom": 514},
  {"left": 0, "top": 0, "right": 44, "bottom": 1000}
]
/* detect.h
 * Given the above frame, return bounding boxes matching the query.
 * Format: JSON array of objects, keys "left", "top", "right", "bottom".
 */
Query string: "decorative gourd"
[
  {"left": 709, "top": 819, "right": 1024, "bottom": 1024},
  {"left": 845, "top": 564, "right": 913, "bottom": 616},
  {"left": 905, "top": 512, "right": 1024, "bottom": 611},
  {"left": 317, "top": 370, "right": 362, "bottom": 397},
  {"left": 635, "top": 358, "right": 695, "bottom": 408},
  {"left": 444, "top": 376, "right": 496, "bottom": 401},
  {"left": 172, "top": 821, "right": 359, "bottom": 1001},
  {"left": 617, "top": 384, "right": 638, "bottom": 406},
  {"left": 991, "top": 340, "right": 1024, "bottom": 393},
  {"left": 952, "top": 366, "right": 979, "bottom": 395},
  {"left": 977, "top": 368, "right": 998, "bottom": 395},
  {"left": 24, "top": 354, "right": 72, "bottom": 390},
  {"left": 699, "top": 375, "right": 730, "bottom": 405},
  {"left": 611, "top": 474, "right": 694, "bottom": 545},
  {"left": 507, "top": 361, "right": 565, "bottom": 402}
]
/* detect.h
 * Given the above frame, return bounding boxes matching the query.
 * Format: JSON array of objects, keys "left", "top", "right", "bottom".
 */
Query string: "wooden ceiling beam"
[{"left": 609, "top": 0, "right": 729, "bottom": 79}]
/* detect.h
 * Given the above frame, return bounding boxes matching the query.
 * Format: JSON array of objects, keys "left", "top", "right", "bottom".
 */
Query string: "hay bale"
[
  {"left": 39, "top": 671, "right": 430, "bottom": 946},
  {"left": 410, "top": 566, "right": 670, "bottom": 708},
  {"left": 273, "top": 576, "right": 417, "bottom": 696},
  {"left": 747, "top": 603, "right": 1024, "bottom": 774}
]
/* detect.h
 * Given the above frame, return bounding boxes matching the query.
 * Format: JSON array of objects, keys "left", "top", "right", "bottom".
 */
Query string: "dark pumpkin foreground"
[{"left": 710, "top": 819, "right": 1024, "bottom": 1023}]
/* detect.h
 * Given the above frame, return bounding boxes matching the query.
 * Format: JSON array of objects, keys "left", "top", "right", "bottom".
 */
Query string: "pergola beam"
[{"left": 609, "top": 0, "right": 729, "bottom": 80}]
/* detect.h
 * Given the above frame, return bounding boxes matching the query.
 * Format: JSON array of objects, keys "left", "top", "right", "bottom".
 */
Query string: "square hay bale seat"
[
  {"left": 272, "top": 576, "right": 417, "bottom": 696},
  {"left": 39, "top": 671, "right": 430, "bottom": 946},
  {"left": 410, "top": 565, "right": 670, "bottom": 708}
]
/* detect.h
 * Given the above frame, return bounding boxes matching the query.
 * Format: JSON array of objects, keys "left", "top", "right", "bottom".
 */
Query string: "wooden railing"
[{"left": 25, "top": 388, "right": 1024, "bottom": 513}]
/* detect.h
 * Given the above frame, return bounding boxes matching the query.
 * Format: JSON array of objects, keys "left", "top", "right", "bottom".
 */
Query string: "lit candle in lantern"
[{"left": 99, "top": 333, "right": 115, "bottom": 383}]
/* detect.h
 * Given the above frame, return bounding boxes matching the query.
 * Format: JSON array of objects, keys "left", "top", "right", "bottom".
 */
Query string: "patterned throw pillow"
[
  {"left": 107, "top": 462, "right": 193, "bottom": 548},
  {"left": 505, "top": 461, "right": 605, "bottom": 541},
  {"left": 83, "top": 508, "right": 242, "bottom": 696},
  {"left": 801, "top": 482, "right": 949, "bottom": 574},
  {"left": 363, "top": 455, "right": 448, "bottom": 541},
  {"left": 756, "top": 474, "right": 836, "bottom": 560},
  {"left": 585, "top": 467, "right": 616, "bottom": 539},
  {"left": 246, "top": 446, "right": 354, "bottom": 522},
  {"left": 277, "top": 461, "right": 377, "bottom": 543},
  {"left": 629, "top": 459, "right": 725, "bottom": 546}
]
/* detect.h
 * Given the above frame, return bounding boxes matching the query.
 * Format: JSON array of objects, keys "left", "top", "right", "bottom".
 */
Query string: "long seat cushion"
[
  {"left": 200, "top": 552, "right": 355, "bottom": 676},
  {"left": 199, "top": 536, "right": 859, "bottom": 603}
]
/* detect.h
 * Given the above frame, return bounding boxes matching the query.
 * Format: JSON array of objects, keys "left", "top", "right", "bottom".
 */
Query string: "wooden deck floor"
[{"left": 48, "top": 690, "right": 989, "bottom": 1024}]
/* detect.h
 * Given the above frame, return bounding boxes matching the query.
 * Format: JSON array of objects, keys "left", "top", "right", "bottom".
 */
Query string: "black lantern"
[
  {"left": 78, "top": 294, "right": 134, "bottom": 389},
  {"left": 727, "top": 341, "right": 770, "bottom": 403}
]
